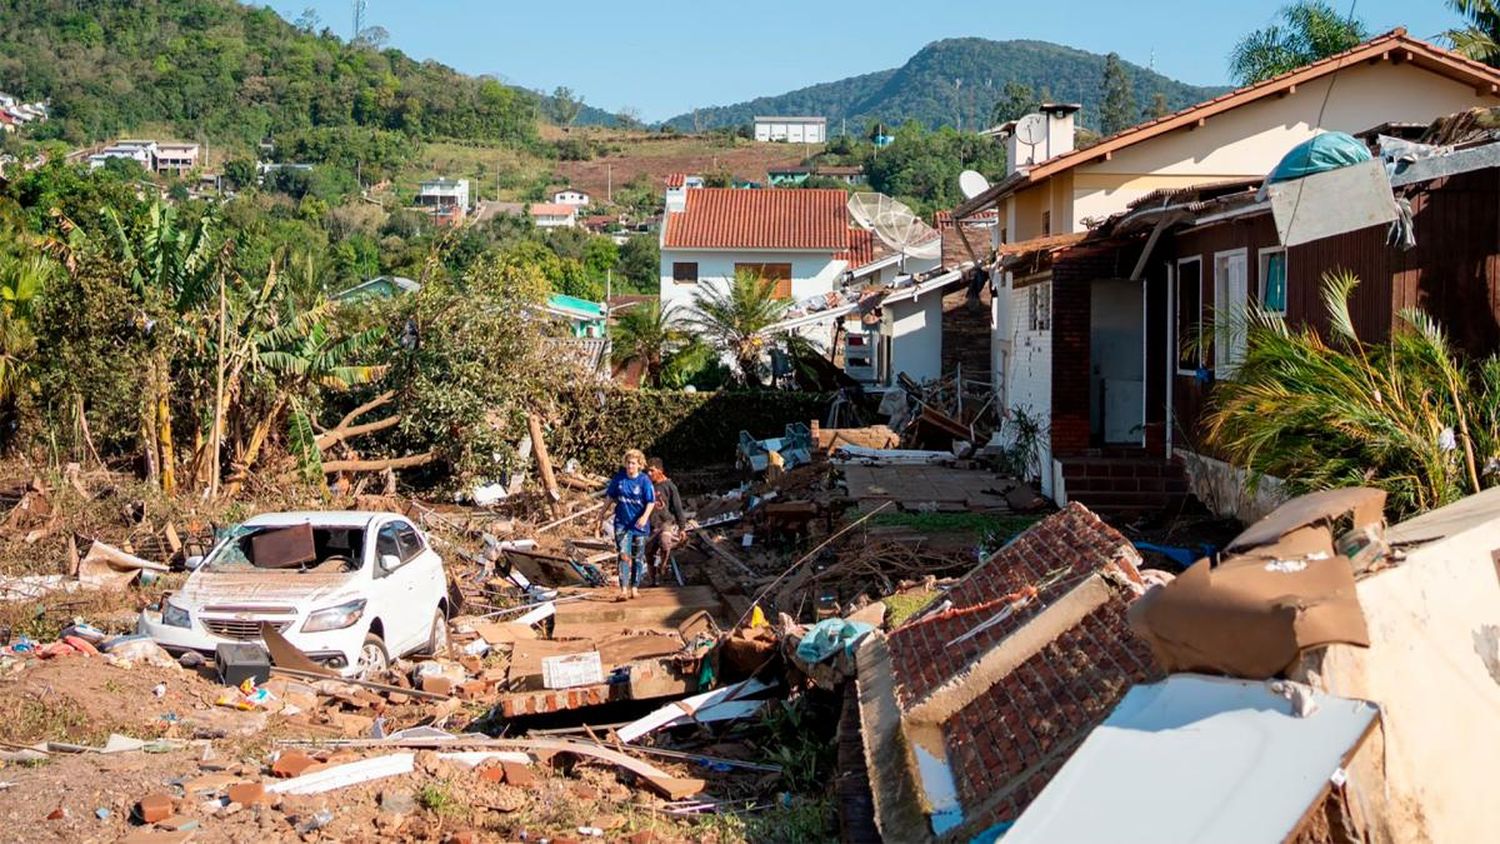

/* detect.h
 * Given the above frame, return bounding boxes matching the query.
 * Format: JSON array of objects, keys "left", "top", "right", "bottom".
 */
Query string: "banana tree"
[
  {"left": 102, "top": 201, "right": 223, "bottom": 494},
  {"left": 0, "top": 254, "right": 52, "bottom": 411}
]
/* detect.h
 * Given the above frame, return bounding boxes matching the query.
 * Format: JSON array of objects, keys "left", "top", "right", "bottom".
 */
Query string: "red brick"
[
  {"left": 272, "top": 751, "right": 319, "bottom": 778},
  {"left": 500, "top": 761, "right": 536, "bottom": 788},
  {"left": 477, "top": 764, "right": 503, "bottom": 783},
  {"left": 137, "top": 793, "right": 174, "bottom": 824},
  {"left": 421, "top": 676, "right": 455, "bottom": 696},
  {"left": 226, "top": 782, "right": 266, "bottom": 806}
]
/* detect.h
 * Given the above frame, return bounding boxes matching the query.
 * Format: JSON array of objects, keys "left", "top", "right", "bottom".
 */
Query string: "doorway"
[{"left": 1090, "top": 279, "right": 1146, "bottom": 445}]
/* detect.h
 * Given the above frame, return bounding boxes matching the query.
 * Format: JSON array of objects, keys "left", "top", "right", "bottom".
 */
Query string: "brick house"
[
  {"left": 953, "top": 30, "right": 1500, "bottom": 503},
  {"left": 855, "top": 503, "right": 1159, "bottom": 841}
]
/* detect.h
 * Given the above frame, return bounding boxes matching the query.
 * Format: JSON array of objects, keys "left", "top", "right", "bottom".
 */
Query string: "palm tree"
[
  {"left": 1228, "top": 1, "right": 1368, "bottom": 85},
  {"left": 1444, "top": 1, "right": 1500, "bottom": 65},
  {"left": 610, "top": 300, "right": 692, "bottom": 387},
  {"left": 1204, "top": 271, "right": 1498, "bottom": 520},
  {"left": 686, "top": 271, "right": 791, "bottom": 388}
]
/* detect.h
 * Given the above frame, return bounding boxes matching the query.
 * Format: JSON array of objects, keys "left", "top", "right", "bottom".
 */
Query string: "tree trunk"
[
  {"left": 156, "top": 362, "right": 176, "bottom": 495},
  {"left": 221, "top": 394, "right": 287, "bottom": 499},
  {"left": 322, "top": 451, "right": 436, "bottom": 473}
]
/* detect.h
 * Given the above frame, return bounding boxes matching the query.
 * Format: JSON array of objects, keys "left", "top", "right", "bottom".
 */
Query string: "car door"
[
  {"left": 369, "top": 520, "right": 420, "bottom": 656},
  {"left": 394, "top": 522, "right": 445, "bottom": 627}
]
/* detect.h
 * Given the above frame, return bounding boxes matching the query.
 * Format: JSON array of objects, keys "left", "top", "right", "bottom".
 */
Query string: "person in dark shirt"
[
  {"left": 646, "top": 457, "right": 693, "bottom": 584},
  {"left": 605, "top": 448, "right": 655, "bottom": 599}
]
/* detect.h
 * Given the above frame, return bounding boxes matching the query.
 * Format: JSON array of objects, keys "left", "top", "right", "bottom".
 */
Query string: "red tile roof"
[
  {"left": 665, "top": 173, "right": 686, "bottom": 188},
  {"left": 837, "top": 227, "right": 877, "bottom": 269},
  {"left": 870, "top": 503, "right": 1161, "bottom": 836},
  {"left": 662, "top": 188, "right": 850, "bottom": 251},
  {"left": 529, "top": 203, "right": 576, "bottom": 217}
]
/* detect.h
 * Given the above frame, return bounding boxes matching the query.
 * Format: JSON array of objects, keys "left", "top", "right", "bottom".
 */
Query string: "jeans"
[{"left": 615, "top": 530, "right": 648, "bottom": 588}]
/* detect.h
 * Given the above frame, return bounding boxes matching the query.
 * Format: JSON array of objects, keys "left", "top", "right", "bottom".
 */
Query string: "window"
[
  {"left": 1259, "top": 248, "right": 1287, "bottom": 315},
  {"left": 1041, "top": 210, "right": 1052, "bottom": 236},
  {"left": 1214, "top": 249, "right": 1249, "bottom": 376},
  {"left": 672, "top": 262, "right": 698, "bottom": 284},
  {"left": 735, "top": 262, "right": 794, "bottom": 299},
  {"left": 394, "top": 523, "right": 424, "bottom": 562},
  {"left": 1175, "top": 258, "right": 1203, "bottom": 372},
  {"left": 1027, "top": 282, "right": 1052, "bottom": 331},
  {"left": 375, "top": 524, "right": 402, "bottom": 572}
]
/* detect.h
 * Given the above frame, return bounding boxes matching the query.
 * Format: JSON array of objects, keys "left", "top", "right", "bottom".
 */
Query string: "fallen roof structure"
[
  {"left": 855, "top": 503, "right": 1159, "bottom": 842},
  {"left": 1004, "top": 674, "right": 1380, "bottom": 843},
  {"left": 1285, "top": 485, "right": 1500, "bottom": 843}
]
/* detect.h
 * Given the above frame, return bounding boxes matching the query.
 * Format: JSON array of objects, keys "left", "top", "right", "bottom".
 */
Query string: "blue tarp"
[
  {"left": 1266, "top": 132, "right": 1371, "bottom": 184},
  {"left": 795, "top": 618, "right": 874, "bottom": 664}
]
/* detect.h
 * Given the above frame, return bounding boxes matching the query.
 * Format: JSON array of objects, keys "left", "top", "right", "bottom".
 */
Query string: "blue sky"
[{"left": 267, "top": 1, "right": 1464, "bottom": 121}]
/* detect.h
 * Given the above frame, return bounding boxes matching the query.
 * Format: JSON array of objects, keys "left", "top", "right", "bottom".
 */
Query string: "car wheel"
[
  {"left": 356, "top": 634, "right": 389, "bottom": 679},
  {"left": 427, "top": 609, "right": 450, "bottom": 656}
]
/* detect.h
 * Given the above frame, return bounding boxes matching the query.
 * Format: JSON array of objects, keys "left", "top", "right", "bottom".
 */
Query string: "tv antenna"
[
  {"left": 1013, "top": 112, "right": 1047, "bottom": 166},
  {"left": 958, "top": 170, "right": 991, "bottom": 200},
  {"left": 847, "top": 193, "right": 942, "bottom": 268},
  {"left": 353, "top": 0, "right": 368, "bottom": 41}
]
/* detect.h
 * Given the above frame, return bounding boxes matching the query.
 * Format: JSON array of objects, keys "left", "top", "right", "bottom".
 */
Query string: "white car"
[{"left": 139, "top": 511, "right": 450, "bottom": 678}]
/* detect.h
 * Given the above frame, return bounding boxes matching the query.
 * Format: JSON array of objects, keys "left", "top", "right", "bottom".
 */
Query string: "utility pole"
[
  {"left": 607, "top": 163, "right": 612, "bottom": 203},
  {"left": 352, "top": 0, "right": 367, "bottom": 42}
]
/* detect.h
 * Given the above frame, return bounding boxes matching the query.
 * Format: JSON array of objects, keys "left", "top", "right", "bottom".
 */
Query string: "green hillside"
[
  {"left": 0, "top": 0, "right": 554, "bottom": 148},
  {"left": 664, "top": 38, "right": 1229, "bottom": 132}
]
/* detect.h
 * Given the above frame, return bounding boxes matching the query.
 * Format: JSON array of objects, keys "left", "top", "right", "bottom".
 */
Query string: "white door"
[
  {"left": 1214, "top": 250, "right": 1249, "bottom": 378},
  {"left": 370, "top": 521, "right": 421, "bottom": 655}
]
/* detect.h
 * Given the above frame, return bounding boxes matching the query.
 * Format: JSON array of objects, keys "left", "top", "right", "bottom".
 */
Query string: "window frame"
[
  {"left": 1258, "top": 247, "right": 1288, "bottom": 316},
  {"left": 1174, "top": 256, "right": 1204, "bottom": 375},
  {"left": 1027, "top": 282, "right": 1052, "bottom": 332},
  {"left": 1213, "top": 248, "right": 1250, "bottom": 378},
  {"left": 671, "top": 261, "right": 699, "bottom": 284},
  {"left": 373, "top": 523, "right": 404, "bottom": 576},
  {"left": 734, "top": 262, "right": 794, "bottom": 299}
]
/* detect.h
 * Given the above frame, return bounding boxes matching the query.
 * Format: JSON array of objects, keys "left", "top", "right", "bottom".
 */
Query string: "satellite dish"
[
  {"left": 959, "top": 170, "right": 991, "bottom": 200},
  {"left": 1014, "top": 113, "right": 1048, "bottom": 146},
  {"left": 847, "top": 193, "right": 942, "bottom": 264}
]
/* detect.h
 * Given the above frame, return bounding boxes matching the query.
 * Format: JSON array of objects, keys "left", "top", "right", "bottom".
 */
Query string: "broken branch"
[{"left": 322, "top": 452, "right": 436, "bottom": 474}]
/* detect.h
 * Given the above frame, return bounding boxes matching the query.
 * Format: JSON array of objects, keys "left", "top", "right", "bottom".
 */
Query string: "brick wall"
[{"left": 1049, "top": 245, "right": 1141, "bottom": 455}]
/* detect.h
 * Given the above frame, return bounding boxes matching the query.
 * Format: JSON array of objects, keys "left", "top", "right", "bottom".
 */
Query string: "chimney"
[{"left": 1002, "top": 103, "right": 1081, "bottom": 177}]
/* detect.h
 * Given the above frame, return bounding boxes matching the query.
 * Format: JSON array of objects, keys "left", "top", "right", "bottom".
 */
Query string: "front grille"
[{"left": 203, "top": 618, "right": 292, "bottom": 641}]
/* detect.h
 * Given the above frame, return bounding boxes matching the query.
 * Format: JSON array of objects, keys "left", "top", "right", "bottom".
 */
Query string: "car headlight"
[
  {"left": 161, "top": 600, "right": 192, "bottom": 629},
  {"left": 301, "top": 599, "right": 367, "bottom": 633}
]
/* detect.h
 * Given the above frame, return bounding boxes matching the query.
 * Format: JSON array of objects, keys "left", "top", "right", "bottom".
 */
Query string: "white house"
[
  {"left": 552, "top": 187, "right": 591, "bottom": 207},
  {"left": 754, "top": 116, "right": 827, "bottom": 144},
  {"left": 659, "top": 186, "right": 851, "bottom": 317},
  {"left": 89, "top": 140, "right": 157, "bottom": 170},
  {"left": 529, "top": 203, "right": 578, "bottom": 229},
  {"left": 417, "top": 178, "right": 470, "bottom": 216},
  {"left": 952, "top": 28, "right": 1500, "bottom": 499}
]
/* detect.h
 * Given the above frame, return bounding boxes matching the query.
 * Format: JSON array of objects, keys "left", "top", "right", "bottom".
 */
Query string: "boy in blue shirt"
[{"left": 606, "top": 448, "right": 656, "bottom": 599}]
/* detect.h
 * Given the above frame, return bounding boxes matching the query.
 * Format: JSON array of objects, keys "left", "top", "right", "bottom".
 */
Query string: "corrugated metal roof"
[
  {"left": 1006, "top": 674, "right": 1379, "bottom": 844},
  {"left": 662, "top": 188, "right": 849, "bottom": 250}
]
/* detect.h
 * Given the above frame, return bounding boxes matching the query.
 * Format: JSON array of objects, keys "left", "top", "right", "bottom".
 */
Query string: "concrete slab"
[{"left": 551, "top": 586, "right": 727, "bottom": 637}]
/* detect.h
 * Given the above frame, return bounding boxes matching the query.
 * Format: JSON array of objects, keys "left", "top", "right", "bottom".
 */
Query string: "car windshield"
[{"left": 201, "top": 524, "right": 366, "bottom": 574}]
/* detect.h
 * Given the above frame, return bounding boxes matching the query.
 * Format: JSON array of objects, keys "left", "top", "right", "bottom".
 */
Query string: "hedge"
[{"left": 550, "top": 389, "right": 833, "bottom": 474}]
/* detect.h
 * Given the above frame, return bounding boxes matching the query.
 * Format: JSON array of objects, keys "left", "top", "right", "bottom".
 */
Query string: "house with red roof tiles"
[
  {"left": 856, "top": 502, "right": 1157, "bottom": 841},
  {"left": 951, "top": 29, "right": 1500, "bottom": 502}
]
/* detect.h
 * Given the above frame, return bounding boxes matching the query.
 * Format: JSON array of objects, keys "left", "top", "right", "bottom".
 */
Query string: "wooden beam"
[{"left": 528, "top": 412, "right": 561, "bottom": 510}]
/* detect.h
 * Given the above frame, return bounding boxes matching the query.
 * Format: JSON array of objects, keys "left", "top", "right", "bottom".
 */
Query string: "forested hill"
[
  {"left": 0, "top": 0, "right": 607, "bottom": 148},
  {"left": 663, "top": 38, "right": 1228, "bottom": 132}
]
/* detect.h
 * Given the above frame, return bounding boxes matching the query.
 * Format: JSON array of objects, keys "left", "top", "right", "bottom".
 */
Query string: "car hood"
[{"left": 175, "top": 571, "right": 362, "bottom": 611}]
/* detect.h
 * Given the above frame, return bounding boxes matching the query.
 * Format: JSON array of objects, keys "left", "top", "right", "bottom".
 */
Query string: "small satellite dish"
[
  {"left": 1014, "top": 113, "right": 1048, "bottom": 146},
  {"left": 959, "top": 170, "right": 991, "bottom": 200},
  {"left": 847, "top": 193, "right": 942, "bottom": 264}
]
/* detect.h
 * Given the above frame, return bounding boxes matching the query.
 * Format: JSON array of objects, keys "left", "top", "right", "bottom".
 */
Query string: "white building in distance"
[{"left": 754, "top": 116, "right": 827, "bottom": 144}]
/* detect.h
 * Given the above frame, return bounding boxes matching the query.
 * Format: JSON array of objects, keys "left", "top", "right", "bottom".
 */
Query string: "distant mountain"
[{"left": 664, "top": 38, "right": 1230, "bottom": 133}]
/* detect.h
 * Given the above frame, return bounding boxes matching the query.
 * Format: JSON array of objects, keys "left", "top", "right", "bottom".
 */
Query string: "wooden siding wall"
[
  {"left": 1160, "top": 167, "right": 1500, "bottom": 457},
  {"left": 1293, "top": 167, "right": 1500, "bottom": 355}
]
